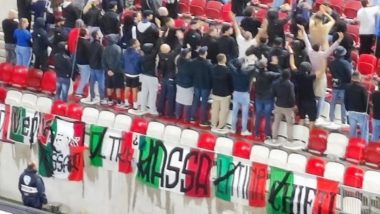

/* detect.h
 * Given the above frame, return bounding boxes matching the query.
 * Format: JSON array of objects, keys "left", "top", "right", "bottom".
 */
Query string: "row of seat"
[
  {"left": 314, "top": 0, "right": 361, "bottom": 18},
  {"left": 178, "top": 0, "right": 233, "bottom": 21}
]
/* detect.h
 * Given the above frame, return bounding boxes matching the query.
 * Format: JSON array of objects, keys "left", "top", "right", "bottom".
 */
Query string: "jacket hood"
[
  {"left": 106, "top": 34, "right": 119, "bottom": 45},
  {"left": 137, "top": 21, "right": 152, "bottom": 33},
  {"left": 142, "top": 43, "right": 154, "bottom": 54},
  {"left": 34, "top": 17, "right": 45, "bottom": 29},
  {"left": 56, "top": 42, "right": 67, "bottom": 54},
  {"left": 267, "top": 9, "right": 278, "bottom": 21}
]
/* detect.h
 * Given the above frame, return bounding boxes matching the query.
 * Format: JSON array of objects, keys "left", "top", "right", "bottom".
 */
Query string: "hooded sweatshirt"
[
  {"left": 254, "top": 67, "right": 281, "bottom": 100},
  {"left": 54, "top": 42, "right": 73, "bottom": 78},
  {"left": 102, "top": 34, "right": 123, "bottom": 73},
  {"left": 140, "top": 43, "right": 158, "bottom": 77},
  {"left": 123, "top": 47, "right": 142, "bottom": 76},
  {"left": 137, "top": 20, "right": 159, "bottom": 45},
  {"left": 229, "top": 58, "right": 255, "bottom": 92},
  {"left": 62, "top": 1, "right": 81, "bottom": 28},
  {"left": 100, "top": 10, "right": 120, "bottom": 35},
  {"left": 32, "top": 17, "right": 49, "bottom": 55}
]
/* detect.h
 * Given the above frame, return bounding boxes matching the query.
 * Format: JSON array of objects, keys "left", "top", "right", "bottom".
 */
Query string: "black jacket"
[
  {"left": 212, "top": 65, "right": 233, "bottom": 97},
  {"left": 345, "top": 82, "right": 368, "bottom": 113},
  {"left": 191, "top": 57, "right": 213, "bottom": 90},
  {"left": 76, "top": 38, "right": 90, "bottom": 65},
  {"left": 84, "top": 6, "right": 102, "bottom": 27},
  {"left": 371, "top": 91, "right": 380, "bottom": 120},
  {"left": 54, "top": 43, "right": 73, "bottom": 79},
  {"left": 268, "top": 47, "right": 290, "bottom": 70},
  {"left": 184, "top": 29, "right": 202, "bottom": 51},
  {"left": 254, "top": 68, "right": 281, "bottom": 100},
  {"left": 62, "top": 3, "right": 81, "bottom": 28},
  {"left": 229, "top": 59, "right": 255, "bottom": 92},
  {"left": 141, "top": 43, "right": 159, "bottom": 77},
  {"left": 17, "top": 0, "right": 32, "bottom": 20},
  {"left": 176, "top": 57, "right": 193, "bottom": 88},
  {"left": 217, "top": 35, "right": 239, "bottom": 62},
  {"left": 240, "top": 17, "right": 261, "bottom": 38},
  {"left": 51, "top": 26, "right": 67, "bottom": 54},
  {"left": 32, "top": 18, "right": 50, "bottom": 55},
  {"left": 158, "top": 50, "right": 179, "bottom": 80},
  {"left": 100, "top": 10, "right": 120, "bottom": 35},
  {"left": 273, "top": 78, "right": 296, "bottom": 108},
  {"left": 18, "top": 169, "right": 47, "bottom": 209},
  {"left": 137, "top": 21, "right": 159, "bottom": 45},
  {"left": 292, "top": 71, "right": 316, "bottom": 101},
  {"left": 2, "top": 19, "right": 18, "bottom": 44},
  {"left": 231, "top": 0, "right": 250, "bottom": 16},
  {"left": 201, "top": 35, "right": 219, "bottom": 64},
  {"left": 89, "top": 40, "right": 104, "bottom": 69},
  {"left": 246, "top": 43, "right": 271, "bottom": 60},
  {"left": 329, "top": 57, "right": 352, "bottom": 89}
]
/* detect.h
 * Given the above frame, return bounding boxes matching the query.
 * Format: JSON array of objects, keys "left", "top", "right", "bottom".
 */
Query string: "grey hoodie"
[{"left": 102, "top": 34, "right": 123, "bottom": 73}]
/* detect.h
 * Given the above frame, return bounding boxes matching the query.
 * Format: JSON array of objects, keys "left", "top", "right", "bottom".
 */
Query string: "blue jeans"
[
  {"left": 175, "top": 103, "right": 191, "bottom": 121},
  {"left": 372, "top": 119, "right": 380, "bottom": 141},
  {"left": 231, "top": 91, "right": 250, "bottom": 132},
  {"left": 316, "top": 96, "right": 325, "bottom": 118},
  {"left": 255, "top": 99, "right": 273, "bottom": 136},
  {"left": 56, "top": 77, "right": 70, "bottom": 102},
  {"left": 76, "top": 64, "right": 91, "bottom": 96},
  {"left": 348, "top": 111, "right": 369, "bottom": 142},
  {"left": 190, "top": 88, "right": 210, "bottom": 123},
  {"left": 329, "top": 89, "right": 347, "bottom": 123},
  {"left": 89, "top": 68, "right": 105, "bottom": 100},
  {"left": 157, "top": 79, "right": 176, "bottom": 116},
  {"left": 15, "top": 45, "right": 32, "bottom": 67}
]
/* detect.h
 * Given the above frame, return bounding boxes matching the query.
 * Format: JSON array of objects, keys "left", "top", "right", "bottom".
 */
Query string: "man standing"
[
  {"left": 123, "top": 39, "right": 142, "bottom": 109},
  {"left": 32, "top": 17, "right": 50, "bottom": 71},
  {"left": 100, "top": 1, "right": 121, "bottom": 36},
  {"left": 136, "top": 10, "right": 159, "bottom": 45},
  {"left": 18, "top": 162, "right": 47, "bottom": 209},
  {"left": 2, "top": 10, "right": 19, "bottom": 64},
  {"left": 345, "top": 72, "right": 369, "bottom": 141},
  {"left": 61, "top": 0, "right": 82, "bottom": 34}
]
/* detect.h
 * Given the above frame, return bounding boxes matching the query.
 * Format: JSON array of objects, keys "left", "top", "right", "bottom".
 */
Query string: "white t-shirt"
[
  {"left": 236, "top": 34, "right": 257, "bottom": 58},
  {"left": 357, "top": 6, "right": 378, "bottom": 35}
]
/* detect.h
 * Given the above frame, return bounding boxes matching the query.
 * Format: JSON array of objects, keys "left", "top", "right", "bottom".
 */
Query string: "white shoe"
[
  {"left": 283, "top": 141, "right": 304, "bottom": 150},
  {"left": 264, "top": 138, "right": 283, "bottom": 147},
  {"left": 315, "top": 118, "right": 326, "bottom": 126},
  {"left": 229, "top": 129, "right": 236, "bottom": 134},
  {"left": 80, "top": 97, "right": 95, "bottom": 104},
  {"left": 241, "top": 130, "right": 252, "bottom": 136},
  {"left": 128, "top": 109, "right": 148, "bottom": 115},
  {"left": 149, "top": 110, "right": 159, "bottom": 116},
  {"left": 325, "top": 122, "right": 340, "bottom": 130},
  {"left": 212, "top": 127, "right": 229, "bottom": 135},
  {"left": 341, "top": 123, "right": 350, "bottom": 129},
  {"left": 100, "top": 99, "right": 108, "bottom": 105}
]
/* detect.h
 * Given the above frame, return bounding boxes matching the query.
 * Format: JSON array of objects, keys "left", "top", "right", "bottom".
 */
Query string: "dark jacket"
[
  {"left": 240, "top": 17, "right": 261, "bottom": 38},
  {"left": 268, "top": 47, "right": 290, "bottom": 70},
  {"left": 158, "top": 50, "right": 179, "bottom": 80},
  {"left": 102, "top": 35, "right": 123, "bottom": 73},
  {"left": 102, "top": 0, "right": 124, "bottom": 13},
  {"left": 123, "top": 48, "right": 142, "bottom": 75},
  {"left": 184, "top": 29, "right": 202, "bottom": 51},
  {"left": 212, "top": 64, "right": 233, "bottom": 97},
  {"left": 229, "top": 58, "right": 255, "bottom": 92},
  {"left": 345, "top": 82, "right": 368, "bottom": 113},
  {"left": 31, "top": 0, "right": 48, "bottom": 18},
  {"left": 51, "top": 26, "right": 67, "bottom": 54},
  {"left": 62, "top": 2, "right": 81, "bottom": 28},
  {"left": 292, "top": 71, "right": 316, "bottom": 101},
  {"left": 176, "top": 57, "right": 193, "bottom": 88},
  {"left": 217, "top": 35, "right": 239, "bottom": 62},
  {"left": 329, "top": 57, "right": 352, "bottom": 89},
  {"left": 137, "top": 20, "right": 159, "bottom": 45},
  {"left": 100, "top": 10, "right": 120, "bottom": 35},
  {"left": 254, "top": 68, "right": 281, "bottom": 100},
  {"left": 32, "top": 18, "right": 49, "bottom": 55},
  {"left": 231, "top": 0, "right": 250, "bottom": 16},
  {"left": 76, "top": 37, "right": 90, "bottom": 65},
  {"left": 246, "top": 43, "right": 271, "bottom": 60},
  {"left": 89, "top": 40, "right": 104, "bottom": 70},
  {"left": 371, "top": 90, "right": 380, "bottom": 120},
  {"left": 332, "top": 33, "right": 354, "bottom": 61},
  {"left": 2, "top": 19, "right": 19, "bottom": 44},
  {"left": 54, "top": 43, "right": 73, "bottom": 79},
  {"left": 17, "top": 0, "right": 32, "bottom": 20},
  {"left": 18, "top": 168, "right": 47, "bottom": 209},
  {"left": 191, "top": 57, "right": 213, "bottom": 90},
  {"left": 273, "top": 78, "right": 296, "bottom": 108},
  {"left": 83, "top": 6, "right": 102, "bottom": 27},
  {"left": 201, "top": 35, "right": 219, "bottom": 64},
  {"left": 141, "top": 43, "right": 158, "bottom": 77}
]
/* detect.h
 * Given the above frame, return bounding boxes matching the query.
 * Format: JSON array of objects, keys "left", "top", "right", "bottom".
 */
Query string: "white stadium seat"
[
  {"left": 5, "top": 90, "right": 22, "bottom": 106},
  {"left": 113, "top": 114, "right": 132, "bottom": 131},
  {"left": 278, "top": 121, "right": 288, "bottom": 139},
  {"left": 20, "top": 93, "right": 38, "bottom": 110},
  {"left": 250, "top": 145, "right": 270, "bottom": 164},
  {"left": 214, "top": 137, "right": 234, "bottom": 155},
  {"left": 324, "top": 162, "right": 345, "bottom": 183},
  {"left": 286, "top": 153, "right": 307, "bottom": 173},
  {"left": 96, "top": 111, "right": 115, "bottom": 127},
  {"left": 163, "top": 125, "right": 182, "bottom": 144},
  {"left": 292, "top": 125, "right": 309, "bottom": 146},
  {"left": 36, "top": 97, "right": 53, "bottom": 113},
  {"left": 363, "top": 171, "right": 380, "bottom": 194},
  {"left": 81, "top": 107, "right": 99, "bottom": 125},
  {"left": 146, "top": 121, "right": 165, "bottom": 140},
  {"left": 180, "top": 129, "right": 199, "bottom": 148},
  {"left": 268, "top": 149, "right": 288, "bottom": 168},
  {"left": 325, "top": 133, "right": 348, "bottom": 158},
  {"left": 342, "top": 197, "right": 362, "bottom": 214},
  {"left": 320, "top": 101, "right": 330, "bottom": 120}
]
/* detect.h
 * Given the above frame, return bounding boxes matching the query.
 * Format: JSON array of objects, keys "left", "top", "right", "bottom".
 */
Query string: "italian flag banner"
[
  {"left": 136, "top": 136, "right": 213, "bottom": 197},
  {"left": 89, "top": 125, "right": 134, "bottom": 174},
  {"left": 267, "top": 167, "right": 339, "bottom": 214},
  {"left": 214, "top": 154, "right": 268, "bottom": 207},
  {"left": 38, "top": 117, "right": 85, "bottom": 181},
  {"left": 7, "top": 106, "right": 41, "bottom": 145}
]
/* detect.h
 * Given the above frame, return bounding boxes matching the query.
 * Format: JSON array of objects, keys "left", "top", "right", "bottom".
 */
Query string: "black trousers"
[
  {"left": 359, "top": 34, "right": 374, "bottom": 55},
  {"left": 34, "top": 51, "right": 49, "bottom": 71}
]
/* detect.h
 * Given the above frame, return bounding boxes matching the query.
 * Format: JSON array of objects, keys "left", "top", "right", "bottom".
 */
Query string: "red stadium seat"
[
  {"left": 306, "top": 157, "right": 326, "bottom": 176},
  {"left": 347, "top": 24, "right": 359, "bottom": 44},
  {"left": 232, "top": 141, "right": 252, "bottom": 159},
  {"left": 345, "top": 138, "right": 366, "bottom": 163},
  {"left": 51, "top": 100, "right": 68, "bottom": 116},
  {"left": 221, "top": 3, "right": 232, "bottom": 22},
  {"left": 205, "top": 1, "right": 223, "bottom": 20},
  {"left": 351, "top": 51, "right": 359, "bottom": 68},
  {"left": 67, "top": 103, "right": 84, "bottom": 120},
  {"left": 130, "top": 117, "right": 148, "bottom": 134},
  {"left": 343, "top": 166, "right": 364, "bottom": 188},
  {"left": 307, "top": 128, "right": 329, "bottom": 154},
  {"left": 179, "top": 0, "right": 190, "bottom": 14},
  {"left": 41, "top": 70, "right": 57, "bottom": 94},
  {"left": 197, "top": 132, "right": 216, "bottom": 151},
  {"left": 344, "top": 0, "right": 361, "bottom": 19},
  {"left": 26, "top": 68, "right": 43, "bottom": 90},
  {"left": 10, "top": 66, "right": 28, "bottom": 88},
  {"left": 255, "top": 8, "right": 268, "bottom": 22},
  {"left": 327, "top": 0, "right": 344, "bottom": 14},
  {"left": 0, "top": 87, "right": 7, "bottom": 103},
  {"left": 190, "top": 0, "right": 206, "bottom": 16},
  {"left": 0, "top": 63, "right": 14, "bottom": 84},
  {"left": 376, "top": 58, "right": 380, "bottom": 76},
  {"left": 358, "top": 54, "right": 377, "bottom": 75},
  {"left": 364, "top": 143, "right": 380, "bottom": 168}
]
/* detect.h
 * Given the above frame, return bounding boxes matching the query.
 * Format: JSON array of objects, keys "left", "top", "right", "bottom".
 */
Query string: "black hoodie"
[
  {"left": 100, "top": 10, "right": 120, "bottom": 35},
  {"left": 32, "top": 17, "right": 49, "bottom": 55},
  {"left": 54, "top": 42, "right": 73, "bottom": 79},
  {"left": 141, "top": 43, "right": 159, "bottom": 77}
]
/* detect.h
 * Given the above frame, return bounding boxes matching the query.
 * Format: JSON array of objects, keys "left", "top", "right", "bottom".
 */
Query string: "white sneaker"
[
  {"left": 315, "top": 118, "right": 326, "bottom": 126},
  {"left": 211, "top": 127, "right": 229, "bottom": 135},
  {"left": 241, "top": 130, "right": 252, "bottom": 136},
  {"left": 128, "top": 109, "right": 147, "bottom": 115},
  {"left": 149, "top": 111, "right": 159, "bottom": 116},
  {"left": 100, "top": 99, "right": 108, "bottom": 105},
  {"left": 229, "top": 129, "right": 236, "bottom": 134},
  {"left": 283, "top": 141, "right": 304, "bottom": 150},
  {"left": 325, "top": 122, "right": 340, "bottom": 130},
  {"left": 92, "top": 97, "right": 100, "bottom": 103},
  {"left": 264, "top": 138, "right": 283, "bottom": 147},
  {"left": 80, "top": 97, "right": 95, "bottom": 104}
]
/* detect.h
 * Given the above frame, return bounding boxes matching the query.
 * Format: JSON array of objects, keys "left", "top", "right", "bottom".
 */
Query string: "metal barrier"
[{"left": 0, "top": 199, "right": 52, "bottom": 214}]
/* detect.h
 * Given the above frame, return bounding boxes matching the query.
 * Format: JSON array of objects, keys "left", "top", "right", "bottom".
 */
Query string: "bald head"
[
  {"left": 158, "top": 7, "right": 169, "bottom": 17},
  {"left": 160, "top": 44, "right": 171, "bottom": 54},
  {"left": 8, "top": 9, "right": 17, "bottom": 19}
]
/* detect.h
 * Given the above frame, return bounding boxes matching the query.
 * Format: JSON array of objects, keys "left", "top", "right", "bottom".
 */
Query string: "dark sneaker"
[{"left": 199, "top": 121, "right": 211, "bottom": 127}]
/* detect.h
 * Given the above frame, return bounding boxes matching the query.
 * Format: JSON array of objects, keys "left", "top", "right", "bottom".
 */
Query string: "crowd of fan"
[{"left": 2, "top": 0, "right": 380, "bottom": 150}]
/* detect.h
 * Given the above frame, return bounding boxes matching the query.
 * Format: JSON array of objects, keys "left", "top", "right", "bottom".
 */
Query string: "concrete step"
[
  {"left": 0, "top": 32, "right": 3, "bottom": 41},
  {"left": 0, "top": 40, "right": 4, "bottom": 49},
  {"left": 0, "top": 49, "right": 5, "bottom": 58}
]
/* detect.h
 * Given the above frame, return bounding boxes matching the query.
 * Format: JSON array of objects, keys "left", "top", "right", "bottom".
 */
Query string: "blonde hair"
[{"left": 20, "top": 18, "right": 29, "bottom": 28}]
